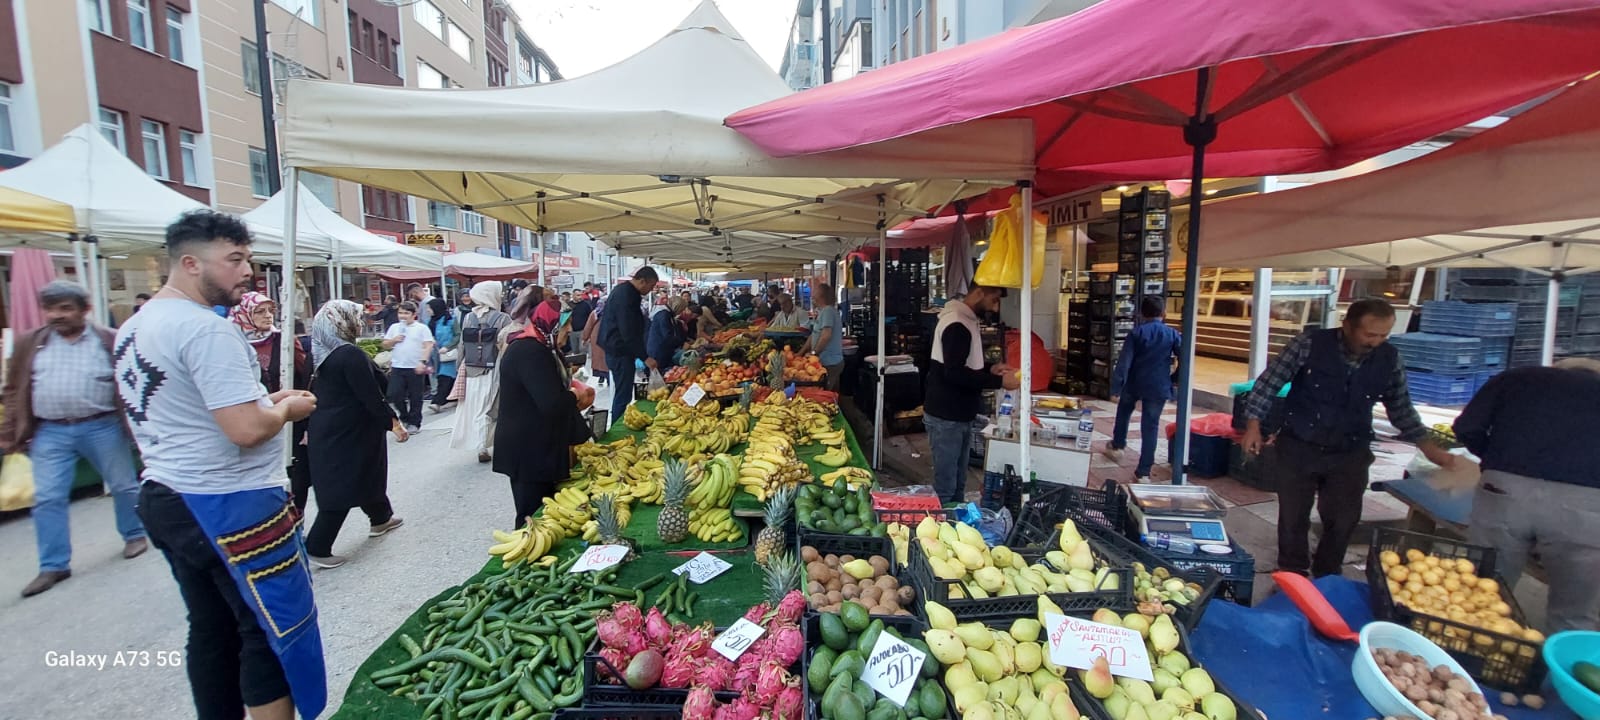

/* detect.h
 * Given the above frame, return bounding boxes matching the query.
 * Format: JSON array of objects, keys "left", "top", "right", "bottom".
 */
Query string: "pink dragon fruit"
[
  {"left": 742, "top": 602, "right": 771, "bottom": 624},
  {"left": 771, "top": 681, "right": 804, "bottom": 720},
  {"left": 750, "top": 660, "right": 793, "bottom": 707},
  {"left": 624, "top": 630, "right": 651, "bottom": 658},
  {"left": 695, "top": 656, "right": 737, "bottom": 692},
  {"left": 730, "top": 659, "right": 762, "bottom": 694},
  {"left": 660, "top": 652, "right": 699, "bottom": 689},
  {"left": 668, "top": 622, "right": 715, "bottom": 661},
  {"left": 683, "top": 685, "right": 718, "bottom": 720},
  {"left": 718, "top": 697, "right": 763, "bottom": 720},
  {"left": 595, "top": 611, "right": 633, "bottom": 651},
  {"left": 611, "top": 601, "right": 645, "bottom": 633},
  {"left": 597, "top": 646, "right": 631, "bottom": 683},
  {"left": 774, "top": 590, "right": 807, "bottom": 626},
  {"left": 644, "top": 606, "right": 674, "bottom": 648},
  {"left": 767, "top": 623, "right": 805, "bottom": 668}
]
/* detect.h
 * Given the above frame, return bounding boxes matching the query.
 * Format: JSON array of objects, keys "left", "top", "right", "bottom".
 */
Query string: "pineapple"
[
  {"left": 594, "top": 493, "right": 637, "bottom": 560},
  {"left": 761, "top": 550, "right": 803, "bottom": 604},
  {"left": 768, "top": 351, "right": 786, "bottom": 391},
  {"left": 657, "top": 458, "right": 690, "bottom": 544},
  {"left": 739, "top": 384, "right": 754, "bottom": 413},
  {"left": 755, "top": 487, "right": 795, "bottom": 565}
]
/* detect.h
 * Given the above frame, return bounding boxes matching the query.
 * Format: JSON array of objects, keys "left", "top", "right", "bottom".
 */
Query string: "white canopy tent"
[{"left": 1201, "top": 77, "right": 1600, "bottom": 365}]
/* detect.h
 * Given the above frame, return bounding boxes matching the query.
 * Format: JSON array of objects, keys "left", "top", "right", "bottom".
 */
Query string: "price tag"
[
  {"left": 1041, "top": 612, "right": 1154, "bottom": 681},
  {"left": 673, "top": 552, "right": 733, "bottom": 584},
  {"left": 682, "top": 383, "right": 707, "bottom": 407},
  {"left": 569, "top": 544, "right": 630, "bottom": 573},
  {"left": 860, "top": 632, "right": 926, "bottom": 707},
  {"left": 711, "top": 618, "right": 766, "bottom": 661}
]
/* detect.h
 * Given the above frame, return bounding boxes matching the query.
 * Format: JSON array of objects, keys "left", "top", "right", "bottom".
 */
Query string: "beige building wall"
[{"left": 17, "top": 0, "right": 93, "bottom": 147}]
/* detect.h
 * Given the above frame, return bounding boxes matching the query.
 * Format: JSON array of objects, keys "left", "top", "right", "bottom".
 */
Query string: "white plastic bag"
[
  {"left": 0, "top": 453, "right": 35, "bottom": 511},
  {"left": 646, "top": 369, "right": 666, "bottom": 392}
]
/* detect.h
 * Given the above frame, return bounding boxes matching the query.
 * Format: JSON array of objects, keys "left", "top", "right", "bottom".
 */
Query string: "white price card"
[
  {"left": 860, "top": 632, "right": 926, "bottom": 707},
  {"left": 712, "top": 618, "right": 766, "bottom": 661},
  {"left": 672, "top": 552, "right": 733, "bottom": 584},
  {"left": 682, "top": 383, "right": 707, "bottom": 407},
  {"left": 1042, "top": 612, "right": 1153, "bottom": 682},
  {"left": 568, "top": 544, "right": 630, "bottom": 573}
]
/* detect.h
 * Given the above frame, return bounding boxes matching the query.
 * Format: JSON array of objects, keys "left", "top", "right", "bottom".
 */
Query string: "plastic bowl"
[
  {"left": 1543, "top": 630, "right": 1600, "bottom": 719},
  {"left": 1353, "top": 621, "right": 1488, "bottom": 717}
]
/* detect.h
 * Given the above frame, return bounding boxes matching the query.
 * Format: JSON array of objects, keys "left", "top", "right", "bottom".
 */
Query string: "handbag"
[
  {"left": 438, "top": 347, "right": 459, "bottom": 363},
  {"left": 0, "top": 453, "right": 36, "bottom": 512}
]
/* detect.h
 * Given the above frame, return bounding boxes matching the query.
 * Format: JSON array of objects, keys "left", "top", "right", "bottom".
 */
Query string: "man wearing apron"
[{"left": 115, "top": 210, "right": 325, "bottom": 720}]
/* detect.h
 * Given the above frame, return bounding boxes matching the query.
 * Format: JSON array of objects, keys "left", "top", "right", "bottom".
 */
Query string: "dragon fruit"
[
  {"left": 598, "top": 647, "right": 631, "bottom": 683},
  {"left": 644, "top": 606, "right": 674, "bottom": 647},
  {"left": 731, "top": 658, "right": 762, "bottom": 694},
  {"left": 683, "top": 685, "right": 717, "bottom": 720},
  {"left": 660, "top": 653, "right": 699, "bottom": 689},
  {"left": 695, "top": 656, "right": 737, "bottom": 691},
  {"left": 774, "top": 590, "right": 807, "bottom": 626},
  {"left": 717, "top": 697, "right": 763, "bottom": 720},
  {"left": 624, "top": 630, "right": 651, "bottom": 658},
  {"left": 668, "top": 622, "right": 715, "bottom": 661},
  {"left": 612, "top": 601, "right": 645, "bottom": 633},
  {"left": 772, "top": 681, "right": 804, "bottom": 720},
  {"left": 594, "top": 610, "right": 631, "bottom": 651},
  {"left": 742, "top": 602, "right": 771, "bottom": 624},
  {"left": 750, "top": 660, "right": 793, "bottom": 707},
  {"left": 767, "top": 623, "right": 805, "bottom": 668}
]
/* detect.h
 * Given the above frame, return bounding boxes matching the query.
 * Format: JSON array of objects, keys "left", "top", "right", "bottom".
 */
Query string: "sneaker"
[
  {"left": 122, "top": 538, "right": 149, "bottom": 559},
  {"left": 404, "top": 424, "right": 421, "bottom": 434},
  {"left": 1101, "top": 446, "right": 1123, "bottom": 462},
  {"left": 478, "top": 451, "right": 492, "bottom": 463},
  {"left": 309, "top": 554, "right": 349, "bottom": 569},
  {"left": 369, "top": 517, "right": 405, "bottom": 537},
  {"left": 426, "top": 404, "right": 443, "bottom": 415}
]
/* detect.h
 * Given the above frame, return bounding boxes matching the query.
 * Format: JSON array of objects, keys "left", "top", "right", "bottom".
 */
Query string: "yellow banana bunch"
[
  {"left": 809, "top": 428, "right": 847, "bottom": 447},
  {"left": 646, "top": 386, "right": 670, "bottom": 402},
  {"left": 540, "top": 488, "right": 593, "bottom": 536},
  {"left": 813, "top": 446, "right": 852, "bottom": 467},
  {"left": 487, "top": 517, "right": 561, "bottom": 566},
  {"left": 687, "top": 507, "right": 742, "bottom": 543},
  {"left": 818, "top": 466, "right": 874, "bottom": 490},
  {"left": 687, "top": 454, "right": 738, "bottom": 512},
  {"left": 622, "top": 402, "right": 654, "bottom": 430}
]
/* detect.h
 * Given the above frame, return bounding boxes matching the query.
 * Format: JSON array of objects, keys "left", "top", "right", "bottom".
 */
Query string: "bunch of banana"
[
  {"left": 539, "top": 487, "right": 593, "bottom": 537},
  {"left": 623, "top": 458, "right": 665, "bottom": 504},
  {"left": 818, "top": 466, "right": 874, "bottom": 490},
  {"left": 813, "top": 445, "right": 852, "bottom": 467},
  {"left": 688, "top": 507, "right": 741, "bottom": 542},
  {"left": 646, "top": 386, "right": 670, "bottom": 402},
  {"left": 622, "top": 402, "right": 654, "bottom": 430},
  {"left": 487, "top": 517, "right": 561, "bottom": 566},
  {"left": 736, "top": 434, "right": 810, "bottom": 501},
  {"left": 809, "top": 427, "right": 847, "bottom": 448},
  {"left": 687, "top": 454, "right": 739, "bottom": 514}
]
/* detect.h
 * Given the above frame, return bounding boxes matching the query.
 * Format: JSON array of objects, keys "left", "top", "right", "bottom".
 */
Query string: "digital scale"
[{"left": 1126, "top": 484, "right": 1230, "bottom": 545}]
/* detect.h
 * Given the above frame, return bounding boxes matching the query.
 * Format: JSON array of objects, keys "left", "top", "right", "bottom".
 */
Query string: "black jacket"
[
  {"left": 598, "top": 282, "right": 648, "bottom": 359},
  {"left": 493, "top": 335, "right": 584, "bottom": 483},
  {"left": 570, "top": 298, "right": 594, "bottom": 333},
  {"left": 307, "top": 344, "right": 395, "bottom": 511},
  {"left": 1454, "top": 366, "right": 1600, "bottom": 488},
  {"left": 924, "top": 323, "right": 1002, "bottom": 423}
]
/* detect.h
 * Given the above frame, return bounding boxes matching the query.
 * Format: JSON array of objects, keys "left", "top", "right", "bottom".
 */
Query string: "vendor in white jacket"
[{"left": 923, "top": 286, "right": 1018, "bottom": 504}]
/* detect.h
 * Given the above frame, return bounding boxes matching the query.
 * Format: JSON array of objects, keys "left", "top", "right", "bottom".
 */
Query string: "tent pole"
[
  {"left": 279, "top": 167, "right": 301, "bottom": 401},
  {"left": 98, "top": 248, "right": 112, "bottom": 325},
  {"left": 1172, "top": 67, "right": 1216, "bottom": 486},
  {"left": 1249, "top": 269, "right": 1272, "bottom": 378},
  {"left": 874, "top": 196, "right": 887, "bottom": 470},
  {"left": 1324, "top": 268, "right": 1344, "bottom": 328},
  {"left": 1019, "top": 181, "right": 1034, "bottom": 488},
  {"left": 1543, "top": 241, "right": 1561, "bottom": 366},
  {"left": 537, "top": 197, "right": 548, "bottom": 288}
]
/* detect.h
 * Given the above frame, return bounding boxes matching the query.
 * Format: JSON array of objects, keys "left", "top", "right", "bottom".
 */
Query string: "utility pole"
[
  {"left": 254, "top": 0, "right": 281, "bottom": 194},
  {"left": 819, "top": 0, "right": 833, "bottom": 84}
]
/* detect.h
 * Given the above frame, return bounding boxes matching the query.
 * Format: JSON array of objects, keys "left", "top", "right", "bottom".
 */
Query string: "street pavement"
[{"left": 0, "top": 402, "right": 528, "bottom": 719}]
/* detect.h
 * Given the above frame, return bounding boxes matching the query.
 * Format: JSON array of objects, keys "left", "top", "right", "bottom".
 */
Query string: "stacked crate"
[
  {"left": 1086, "top": 275, "right": 1134, "bottom": 398},
  {"left": 1083, "top": 188, "right": 1172, "bottom": 399},
  {"left": 1063, "top": 298, "right": 1093, "bottom": 387},
  {"left": 1447, "top": 269, "right": 1597, "bottom": 368},
  {"left": 1394, "top": 302, "right": 1517, "bottom": 406}
]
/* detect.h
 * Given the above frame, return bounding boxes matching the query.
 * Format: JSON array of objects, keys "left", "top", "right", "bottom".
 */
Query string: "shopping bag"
[
  {"left": 0, "top": 453, "right": 35, "bottom": 511},
  {"left": 646, "top": 368, "right": 666, "bottom": 392},
  {"left": 974, "top": 206, "right": 1016, "bottom": 287}
]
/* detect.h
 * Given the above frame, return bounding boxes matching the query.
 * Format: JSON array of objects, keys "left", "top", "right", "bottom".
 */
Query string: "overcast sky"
[{"left": 507, "top": 0, "right": 797, "bottom": 78}]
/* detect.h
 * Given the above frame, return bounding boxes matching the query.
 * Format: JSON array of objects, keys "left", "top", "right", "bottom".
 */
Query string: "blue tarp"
[{"left": 1190, "top": 576, "right": 1576, "bottom": 719}]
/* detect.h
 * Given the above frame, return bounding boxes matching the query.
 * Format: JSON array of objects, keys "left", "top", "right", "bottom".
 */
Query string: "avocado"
[
  {"left": 808, "top": 646, "right": 837, "bottom": 691},
  {"left": 840, "top": 601, "right": 871, "bottom": 632},
  {"left": 849, "top": 527, "right": 871, "bottom": 536},
  {"left": 829, "top": 687, "right": 866, "bottom": 720},
  {"left": 919, "top": 682, "right": 947, "bottom": 718},
  {"left": 1575, "top": 660, "right": 1600, "bottom": 694},
  {"left": 902, "top": 686, "right": 922, "bottom": 717},
  {"left": 822, "top": 671, "right": 855, "bottom": 715},
  {"left": 870, "top": 522, "right": 890, "bottom": 538},
  {"left": 819, "top": 613, "right": 851, "bottom": 651},
  {"left": 857, "top": 619, "right": 886, "bottom": 656},
  {"left": 905, "top": 639, "right": 939, "bottom": 678},
  {"left": 851, "top": 678, "right": 877, "bottom": 711},
  {"left": 830, "top": 650, "right": 865, "bottom": 681}
]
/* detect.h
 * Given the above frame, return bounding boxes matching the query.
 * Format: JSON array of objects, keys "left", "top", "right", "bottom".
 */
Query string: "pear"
[
  {"left": 1083, "top": 655, "right": 1115, "bottom": 699},
  {"left": 962, "top": 700, "right": 996, "bottom": 720},
  {"left": 1051, "top": 692, "right": 1082, "bottom": 720},
  {"left": 1014, "top": 641, "right": 1043, "bottom": 673},
  {"left": 1123, "top": 701, "right": 1150, "bottom": 720},
  {"left": 1010, "top": 553, "right": 1028, "bottom": 570},
  {"left": 1117, "top": 677, "right": 1156, "bottom": 705},
  {"left": 1199, "top": 692, "right": 1237, "bottom": 720},
  {"left": 1014, "top": 673, "right": 1039, "bottom": 715},
  {"left": 1122, "top": 613, "right": 1152, "bottom": 639},
  {"left": 1145, "top": 700, "right": 1181, "bottom": 720},
  {"left": 989, "top": 637, "right": 1017, "bottom": 675},
  {"left": 955, "top": 521, "right": 985, "bottom": 547},
  {"left": 1058, "top": 518, "right": 1084, "bottom": 551},
  {"left": 1150, "top": 614, "right": 1181, "bottom": 654},
  {"left": 1151, "top": 668, "right": 1180, "bottom": 696},
  {"left": 841, "top": 558, "right": 874, "bottom": 579},
  {"left": 955, "top": 622, "right": 995, "bottom": 650},
  {"left": 1163, "top": 687, "right": 1196, "bottom": 711},
  {"left": 937, "top": 522, "right": 959, "bottom": 546},
  {"left": 975, "top": 566, "right": 1006, "bottom": 593},
  {"left": 1009, "top": 569, "right": 1039, "bottom": 596},
  {"left": 924, "top": 629, "right": 967, "bottom": 664},
  {"left": 1037, "top": 595, "right": 1065, "bottom": 628},
  {"left": 966, "top": 647, "right": 1004, "bottom": 683},
  {"left": 997, "top": 576, "right": 1019, "bottom": 596},
  {"left": 926, "top": 600, "right": 957, "bottom": 631},
  {"left": 1180, "top": 667, "right": 1215, "bottom": 698},
  {"left": 1182, "top": 713, "right": 1209, "bottom": 720},
  {"left": 944, "top": 661, "right": 978, "bottom": 693},
  {"left": 1068, "top": 542, "right": 1096, "bottom": 571},
  {"left": 966, "top": 583, "right": 990, "bottom": 598},
  {"left": 950, "top": 584, "right": 967, "bottom": 599},
  {"left": 1103, "top": 689, "right": 1132, "bottom": 720},
  {"left": 1092, "top": 608, "right": 1124, "bottom": 627},
  {"left": 953, "top": 683, "right": 990, "bottom": 713},
  {"left": 991, "top": 545, "right": 1015, "bottom": 568},
  {"left": 1010, "top": 617, "right": 1042, "bottom": 643},
  {"left": 916, "top": 516, "right": 941, "bottom": 541},
  {"left": 954, "top": 542, "right": 988, "bottom": 571},
  {"left": 1025, "top": 691, "right": 1052, "bottom": 720},
  {"left": 929, "top": 556, "right": 964, "bottom": 581},
  {"left": 1038, "top": 678, "right": 1067, "bottom": 705},
  {"left": 987, "top": 675, "right": 1019, "bottom": 704},
  {"left": 1157, "top": 651, "right": 1191, "bottom": 676},
  {"left": 1095, "top": 566, "right": 1121, "bottom": 590},
  {"left": 1045, "top": 550, "right": 1068, "bottom": 569}
]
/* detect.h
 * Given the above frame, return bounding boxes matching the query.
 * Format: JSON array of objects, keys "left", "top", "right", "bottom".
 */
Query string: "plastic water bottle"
[
  {"left": 1076, "top": 408, "right": 1093, "bottom": 451},
  {"left": 1143, "top": 533, "right": 1197, "bottom": 555},
  {"left": 998, "top": 393, "right": 1015, "bottom": 438}
]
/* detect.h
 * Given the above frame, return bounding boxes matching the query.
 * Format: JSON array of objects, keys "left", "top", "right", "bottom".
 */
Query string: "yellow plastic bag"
[
  {"left": 974, "top": 195, "right": 1047, "bottom": 289},
  {"left": 0, "top": 453, "right": 35, "bottom": 511}
]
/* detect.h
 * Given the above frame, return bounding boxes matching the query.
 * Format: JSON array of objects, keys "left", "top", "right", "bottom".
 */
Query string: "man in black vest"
[{"left": 1240, "top": 299, "right": 1457, "bottom": 578}]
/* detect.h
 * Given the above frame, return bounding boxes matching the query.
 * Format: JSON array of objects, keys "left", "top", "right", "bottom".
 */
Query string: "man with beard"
[
  {"left": 1240, "top": 298, "right": 1457, "bottom": 579},
  {"left": 1, "top": 280, "right": 146, "bottom": 597},
  {"left": 114, "top": 210, "right": 324, "bottom": 720}
]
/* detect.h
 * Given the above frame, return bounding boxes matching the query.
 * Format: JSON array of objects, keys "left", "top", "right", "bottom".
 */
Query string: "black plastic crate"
[
  {"left": 800, "top": 613, "right": 954, "bottom": 719},
  {"left": 554, "top": 709, "right": 687, "bottom": 720},
  {"left": 1142, "top": 543, "right": 1256, "bottom": 609},
  {"left": 907, "top": 533, "right": 1132, "bottom": 621},
  {"left": 584, "top": 633, "right": 745, "bottom": 706},
  {"left": 1066, "top": 621, "right": 1266, "bottom": 720},
  {"left": 796, "top": 533, "right": 923, "bottom": 622},
  {"left": 1079, "top": 525, "right": 1223, "bottom": 630},
  {"left": 1365, "top": 527, "right": 1547, "bottom": 694},
  {"left": 1007, "top": 482, "right": 1129, "bottom": 549}
]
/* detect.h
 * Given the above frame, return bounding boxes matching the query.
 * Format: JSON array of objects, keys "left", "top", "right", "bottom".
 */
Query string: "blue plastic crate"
[
  {"left": 1389, "top": 333, "right": 1483, "bottom": 372},
  {"left": 1420, "top": 301, "right": 1519, "bottom": 337},
  {"left": 1406, "top": 369, "right": 1477, "bottom": 407},
  {"left": 1480, "top": 338, "right": 1511, "bottom": 368}
]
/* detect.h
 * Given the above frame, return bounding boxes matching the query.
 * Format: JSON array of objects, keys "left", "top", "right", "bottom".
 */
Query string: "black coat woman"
[{"left": 494, "top": 297, "right": 593, "bottom": 528}]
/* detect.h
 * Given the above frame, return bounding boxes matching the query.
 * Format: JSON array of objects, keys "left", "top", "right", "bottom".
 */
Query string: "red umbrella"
[{"left": 728, "top": 0, "right": 1600, "bottom": 480}]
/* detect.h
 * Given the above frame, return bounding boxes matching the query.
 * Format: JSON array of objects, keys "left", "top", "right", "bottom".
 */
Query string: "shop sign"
[
  {"left": 860, "top": 633, "right": 926, "bottom": 707},
  {"left": 541, "top": 254, "right": 581, "bottom": 269},
  {"left": 405, "top": 232, "right": 447, "bottom": 247},
  {"left": 1042, "top": 191, "right": 1104, "bottom": 228}
]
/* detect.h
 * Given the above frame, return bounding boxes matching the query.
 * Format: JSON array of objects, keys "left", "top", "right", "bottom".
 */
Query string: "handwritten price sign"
[
  {"left": 1041, "top": 612, "right": 1153, "bottom": 681},
  {"left": 673, "top": 552, "right": 732, "bottom": 584},
  {"left": 712, "top": 619, "right": 766, "bottom": 661},
  {"left": 569, "top": 545, "right": 630, "bottom": 573},
  {"left": 682, "top": 383, "right": 707, "bottom": 407},
  {"left": 860, "top": 633, "right": 926, "bottom": 707}
]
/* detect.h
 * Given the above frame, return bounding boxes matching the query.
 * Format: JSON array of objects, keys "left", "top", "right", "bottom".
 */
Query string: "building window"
[
  {"left": 268, "top": 0, "right": 319, "bottom": 27},
  {"left": 302, "top": 172, "right": 338, "bottom": 209},
  {"left": 461, "top": 211, "right": 485, "bottom": 235},
  {"left": 414, "top": 0, "right": 444, "bottom": 39},
  {"left": 347, "top": 10, "right": 359, "bottom": 53},
  {"left": 0, "top": 84, "right": 13, "bottom": 153},
  {"left": 375, "top": 31, "right": 393, "bottom": 70},
  {"left": 140, "top": 120, "right": 169, "bottom": 179},
  {"left": 428, "top": 201, "right": 458, "bottom": 229},
  {"left": 86, "top": 0, "right": 112, "bottom": 33},
  {"left": 416, "top": 59, "right": 447, "bottom": 89},
  {"left": 249, "top": 146, "right": 272, "bottom": 197},
  {"left": 242, "top": 41, "right": 262, "bottom": 94},
  {"left": 364, "top": 187, "right": 412, "bottom": 222},
  {"left": 361, "top": 20, "right": 375, "bottom": 57},
  {"left": 128, "top": 0, "right": 154, "bottom": 51},
  {"left": 98, "top": 108, "right": 125, "bottom": 153},
  {"left": 178, "top": 129, "right": 201, "bottom": 186},
  {"left": 166, "top": 6, "right": 188, "bottom": 63},
  {"left": 447, "top": 20, "right": 472, "bottom": 60}
]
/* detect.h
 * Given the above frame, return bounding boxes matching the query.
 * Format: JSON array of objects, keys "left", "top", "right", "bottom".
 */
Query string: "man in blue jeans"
[
  {"left": 925, "top": 286, "right": 1018, "bottom": 503},
  {"left": 1105, "top": 296, "right": 1182, "bottom": 480},
  {"left": 598, "top": 266, "right": 659, "bottom": 423},
  {"left": 0, "top": 280, "right": 145, "bottom": 597}
]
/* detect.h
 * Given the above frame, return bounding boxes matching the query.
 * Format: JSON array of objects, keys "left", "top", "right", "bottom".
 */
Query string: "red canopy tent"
[{"left": 728, "top": 0, "right": 1600, "bottom": 480}]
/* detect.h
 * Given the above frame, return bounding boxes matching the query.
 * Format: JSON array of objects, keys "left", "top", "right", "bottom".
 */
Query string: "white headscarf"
[
  {"left": 469, "top": 281, "right": 503, "bottom": 312},
  {"left": 312, "top": 300, "right": 364, "bottom": 368}
]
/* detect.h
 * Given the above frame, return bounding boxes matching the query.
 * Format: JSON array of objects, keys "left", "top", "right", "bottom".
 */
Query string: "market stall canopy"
[
  {"left": 597, "top": 228, "right": 851, "bottom": 273},
  {"left": 726, "top": 0, "right": 1600, "bottom": 192},
  {"left": 0, "top": 125, "right": 205, "bottom": 254},
  {"left": 280, "top": 1, "right": 1030, "bottom": 268},
  {"left": 886, "top": 211, "right": 998, "bottom": 249},
  {"left": 0, "top": 186, "right": 77, "bottom": 235},
  {"left": 371, "top": 252, "right": 534, "bottom": 282},
  {"left": 241, "top": 184, "right": 445, "bottom": 270},
  {"left": 1201, "top": 77, "right": 1600, "bottom": 274}
]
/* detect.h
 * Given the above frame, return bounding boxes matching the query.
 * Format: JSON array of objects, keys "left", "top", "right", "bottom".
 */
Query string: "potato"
[
  {"left": 897, "top": 586, "right": 917, "bottom": 605},
  {"left": 825, "top": 577, "right": 842, "bottom": 592},
  {"left": 872, "top": 604, "right": 897, "bottom": 616},
  {"left": 860, "top": 586, "right": 882, "bottom": 604},
  {"left": 826, "top": 590, "right": 843, "bottom": 605},
  {"left": 868, "top": 555, "right": 890, "bottom": 576},
  {"left": 808, "top": 580, "right": 825, "bottom": 595},
  {"left": 839, "top": 554, "right": 856, "bottom": 565},
  {"left": 809, "top": 592, "right": 828, "bottom": 607},
  {"left": 841, "top": 584, "right": 860, "bottom": 600},
  {"left": 875, "top": 576, "right": 898, "bottom": 591},
  {"left": 801, "top": 546, "right": 820, "bottom": 563}
]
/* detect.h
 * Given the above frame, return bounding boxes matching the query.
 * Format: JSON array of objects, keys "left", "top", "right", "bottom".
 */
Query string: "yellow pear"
[
  {"left": 1045, "top": 550, "right": 1068, "bottom": 568},
  {"left": 955, "top": 622, "right": 995, "bottom": 650},
  {"left": 953, "top": 683, "right": 990, "bottom": 714},
  {"left": 1092, "top": 608, "right": 1124, "bottom": 627},
  {"left": 1052, "top": 692, "right": 1083, "bottom": 720},
  {"left": 1038, "top": 678, "right": 1068, "bottom": 705},
  {"left": 924, "top": 629, "right": 968, "bottom": 664},
  {"left": 990, "top": 636, "right": 1017, "bottom": 674},
  {"left": 944, "top": 661, "right": 978, "bottom": 692},
  {"left": 1059, "top": 518, "right": 1085, "bottom": 550},
  {"left": 1084, "top": 656, "right": 1115, "bottom": 698},
  {"left": 1011, "top": 553, "right": 1029, "bottom": 570},
  {"left": 1037, "top": 594, "right": 1065, "bottom": 627},
  {"left": 954, "top": 542, "right": 987, "bottom": 571},
  {"left": 1015, "top": 677, "right": 1039, "bottom": 716},
  {"left": 1010, "top": 617, "right": 1043, "bottom": 643},
  {"left": 926, "top": 601, "right": 957, "bottom": 631},
  {"left": 966, "top": 647, "right": 1004, "bottom": 682},
  {"left": 1015, "top": 641, "right": 1043, "bottom": 673},
  {"left": 965, "top": 582, "right": 990, "bottom": 598},
  {"left": 1068, "top": 542, "right": 1095, "bottom": 571},
  {"left": 937, "top": 522, "right": 959, "bottom": 546},
  {"left": 955, "top": 521, "right": 985, "bottom": 548},
  {"left": 992, "top": 545, "right": 1016, "bottom": 568},
  {"left": 916, "top": 516, "right": 941, "bottom": 541},
  {"left": 919, "top": 536, "right": 949, "bottom": 561},
  {"left": 975, "top": 566, "right": 1006, "bottom": 593},
  {"left": 987, "top": 675, "right": 1020, "bottom": 704}
]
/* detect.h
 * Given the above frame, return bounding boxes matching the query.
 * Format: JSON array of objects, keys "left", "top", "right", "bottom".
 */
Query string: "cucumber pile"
[
  {"left": 798, "top": 482, "right": 887, "bottom": 537},
  {"left": 367, "top": 551, "right": 644, "bottom": 719},
  {"left": 807, "top": 603, "right": 949, "bottom": 720}
]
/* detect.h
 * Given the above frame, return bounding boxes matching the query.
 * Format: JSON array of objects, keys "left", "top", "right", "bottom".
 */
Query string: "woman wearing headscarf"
[
  {"left": 647, "top": 298, "right": 690, "bottom": 372},
  {"left": 582, "top": 293, "right": 610, "bottom": 386},
  {"left": 450, "top": 281, "right": 512, "bottom": 463},
  {"left": 304, "top": 300, "right": 407, "bottom": 568},
  {"left": 428, "top": 306, "right": 459, "bottom": 413},
  {"left": 495, "top": 298, "right": 593, "bottom": 526},
  {"left": 229, "top": 292, "right": 316, "bottom": 510}
]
